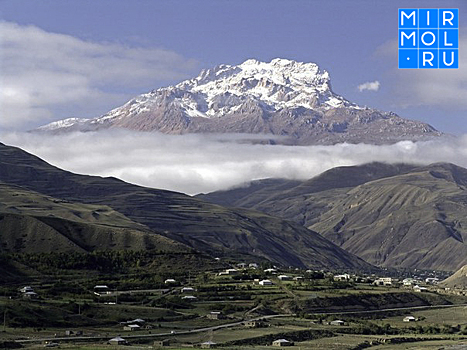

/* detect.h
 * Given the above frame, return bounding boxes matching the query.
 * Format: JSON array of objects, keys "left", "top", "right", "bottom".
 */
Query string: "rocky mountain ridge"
[
  {"left": 37, "top": 58, "right": 442, "bottom": 145},
  {"left": 198, "top": 162, "right": 467, "bottom": 271}
]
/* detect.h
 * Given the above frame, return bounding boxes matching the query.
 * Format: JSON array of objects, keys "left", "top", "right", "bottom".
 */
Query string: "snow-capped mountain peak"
[
  {"left": 40, "top": 58, "right": 357, "bottom": 131},
  {"left": 175, "top": 58, "right": 355, "bottom": 116},
  {"left": 37, "top": 117, "right": 89, "bottom": 131},
  {"left": 36, "top": 58, "right": 441, "bottom": 146}
]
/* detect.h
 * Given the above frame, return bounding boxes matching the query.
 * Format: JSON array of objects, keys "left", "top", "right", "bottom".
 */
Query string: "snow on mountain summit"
[
  {"left": 99, "top": 58, "right": 358, "bottom": 123},
  {"left": 39, "top": 58, "right": 357, "bottom": 130},
  {"left": 36, "top": 58, "right": 441, "bottom": 145},
  {"left": 177, "top": 58, "right": 356, "bottom": 116}
]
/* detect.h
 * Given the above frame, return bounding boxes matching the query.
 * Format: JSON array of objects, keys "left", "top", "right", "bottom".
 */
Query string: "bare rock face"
[{"left": 38, "top": 58, "right": 442, "bottom": 144}]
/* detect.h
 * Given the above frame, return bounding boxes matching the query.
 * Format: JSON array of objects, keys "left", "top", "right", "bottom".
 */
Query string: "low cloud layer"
[
  {"left": 2, "top": 130, "right": 467, "bottom": 195},
  {"left": 0, "top": 21, "right": 198, "bottom": 130},
  {"left": 358, "top": 80, "right": 380, "bottom": 92}
]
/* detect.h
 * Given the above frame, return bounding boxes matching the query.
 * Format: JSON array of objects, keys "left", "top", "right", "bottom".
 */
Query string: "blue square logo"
[
  {"left": 419, "top": 50, "right": 438, "bottom": 68},
  {"left": 399, "top": 8, "right": 458, "bottom": 69},
  {"left": 439, "top": 9, "right": 458, "bottom": 28},
  {"left": 419, "top": 29, "right": 438, "bottom": 48},
  {"left": 439, "top": 29, "right": 458, "bottom": 49},
  {"left": 399, "top": 9, "right": 418, "bottom": 28},
  {"left": 439, "top": 49, "right": 458, "bottom": 68},
  {"left": 419, "top": 9, "right": 438, "bottom": 28},
  {"left": 399, "top": 29, "right": 418, "bottom": 48},
  {"left": 399, "top": 49, "right": 418, "bottom": 69}
]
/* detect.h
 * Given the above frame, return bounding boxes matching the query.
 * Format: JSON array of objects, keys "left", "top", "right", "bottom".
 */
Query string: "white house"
[
  {"left": 20, "top": 286, "right": 34, "bottom": 293},
  {"left": 93, "top": 285, "right": 110, "bottom": 295},
  {"left": 403, "top": 316, "right": 416, "bottom": 322},
  {"left": 94, "top": 285, "right": 109, "bottom": 290},
  {"left": 109, "top": 336, "right": 127, "bottom": 345},
  {"left": 259, "top": 279, "right": 273, "bottom": 286},
  {"left": 272, "top": 338, "right": 294, "bottom": 346},
  {"left": 200, "top": 341, "right": 217, "bottom": 348},
  {"left": 278, "top": 275, "right": 291, "bottom": 281},
  {"left": 23, "top": 291, "right": 38, "bottom": 299},
  {"left": 207, "top": 311, "right": 224, "bottom": 320},
  {"left": 413, "top": 285, "right": 428, "bottom": 292},
  {"left": 181, "top": 287, "right": 195, "bottom": 293},
  {"left": 373, "top": 277, "right": 394, "bottom": 286},
  {"left": 127, "top": 318, "right": 145, "bottom": 324},
  {"left": 264, "top": 268, "right": 277, "bottom": 274},
  {"left": 330, "top": 320, "right": 345, "bottom": 326},
  {"left": 425, "top": 277, "right": 439, "bottom": 284},
  {"left": 333, "top": 274, "right": 350, "bottom": 281},
  {"left": 164, "top": 278, "right": 176, "bottom": 284},
  {"left": 123, "top": 324, "right": 141, "bottom": 331}
]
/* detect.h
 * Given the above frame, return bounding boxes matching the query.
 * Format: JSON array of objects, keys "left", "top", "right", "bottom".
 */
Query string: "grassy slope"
[
  {"left": 0, "top": 142, "right": 371, "bottom": 270},
  {"left": 0, "top": 181, "right": 188, "bottom": 254},
  {"left": 199, "top": 162, "right": 467, "bottom": 271},
  {"left": 441, "top": 265, "right": 467, "bottom": 289},
  {"left": 311, "top": 166, "right": 467, "bottom": 270}
]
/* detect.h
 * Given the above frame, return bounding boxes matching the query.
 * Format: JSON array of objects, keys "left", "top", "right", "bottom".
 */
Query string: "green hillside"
[
  {"left": 0, "top": 142, "right": 372, "bottom": 271},
  {"left": 200, "top": 162, "right": 467, "bottom": 271}
]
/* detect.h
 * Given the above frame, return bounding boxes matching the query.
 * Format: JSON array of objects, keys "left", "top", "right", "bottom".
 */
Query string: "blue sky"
[
  {"left": 0, "top": 0, "right": 466, "bottom": 133},
  {"left": 2, "top": 0, "right": 467, "bottom": 194}
]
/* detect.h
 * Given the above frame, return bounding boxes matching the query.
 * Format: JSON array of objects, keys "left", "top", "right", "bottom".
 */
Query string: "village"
[{"left": 2, "top": 262, "right": 466, "bottom": 349}]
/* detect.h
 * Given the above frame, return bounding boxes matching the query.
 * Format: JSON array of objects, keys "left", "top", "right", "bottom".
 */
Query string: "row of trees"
[{"left": 6, "top": 250, "right": 194, "bottom": 273}]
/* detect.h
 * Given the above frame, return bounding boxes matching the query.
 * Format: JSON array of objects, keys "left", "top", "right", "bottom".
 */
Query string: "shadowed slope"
[{"left": 0, "top": 142, "right": 372, "bottom": 270}]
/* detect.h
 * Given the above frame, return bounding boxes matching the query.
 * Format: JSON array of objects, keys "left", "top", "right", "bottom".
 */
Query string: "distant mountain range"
[
  {"left": 37, "top": 58, "right": 442, "bottom": 145},
  {"left": 0, "top": 142, "right": 372, "bottom": 271},
  {"left": 198, "top": 162, "right": 467, "bottom": 271},
  {"left": 5, "top": 140, "right": 467, "bottom": 272}
]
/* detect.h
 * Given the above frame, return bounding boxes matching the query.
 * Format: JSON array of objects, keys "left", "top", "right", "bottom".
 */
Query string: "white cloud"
[
  {"left": 0, "top": 21, "right": 198, "bottom": 130},
  {"left": 2, "top": 130, "right": 467, "bottom": 195},
  {"left": 357, "top": 80, "right": 380, "bottom": 92},
  {"left": 376, "top": 30, "right": 467, "bottom": 110}
]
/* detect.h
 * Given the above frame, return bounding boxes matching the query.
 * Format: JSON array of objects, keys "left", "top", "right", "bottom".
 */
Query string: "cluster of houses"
[
  {"left": 405, "top": 277, "right": 440, "bottom": 293},
  {"left": 196, "top": 337, "right": 297, "bottom": 347},
  {"left": 108, "top": 336, "right": 296, "bottom": 347},
  {"left": 439, "top": 287, "right": 467, "bottom": 296},
  {"left": 180, "top": 286, "right": 197, "bottom": 302},
  {"left": 99, "top": 267, "right": 448, "bottom": 348},
  {"left": 257, "top": 274, "right": 304, "bottom": 286},
  {"left": 217, "top": 266, "right": 439, "bottom": 292},
  {"left": 331, "top": 274, "right": 440, "bottom": 292}
]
